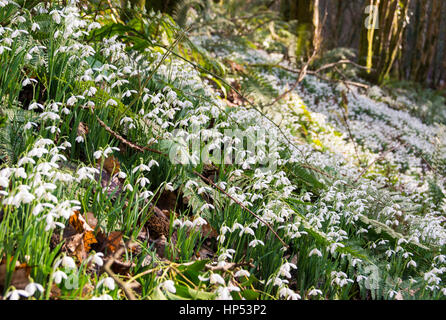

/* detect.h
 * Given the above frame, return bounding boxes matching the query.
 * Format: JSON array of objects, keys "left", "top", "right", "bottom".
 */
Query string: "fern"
[
  {"left": 172, "top": 0, "right": 204, "bottom": 28},
  {"left": 240, "top": 67, "right": 278, "bottom": 102},
  {"left": 0, "top": 109, "right": 31, "bottom": 165}
]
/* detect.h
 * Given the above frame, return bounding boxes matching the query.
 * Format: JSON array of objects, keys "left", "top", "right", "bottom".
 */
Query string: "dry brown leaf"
[
  {"left": 84, "top": 212, "right": 98, "bottom": 230},
  {"left": 0, "top": 261, "right": 31, "bottom": 290},
  {"left": 77, "top": 122, "right": 88, "bottom": 137},
  {"left": 102, "top": 156, "right": 120, "bottom": 175},
  {"left": 83, "top": 231, "right": 97, "bottom": 252},
  {"left": 97, "top": 167, "right": 123, "bottom": 197},
  {"left": 65, "top": 211, "right": 98, "bottom": 262},
  {"left": 66, "top": 233, "right": 87, "bottom": 262},
  {"left": 199, "top": 223, "right": 218, "bottom": 239},
  {"left": 69, "top": 211, "right": 94, "bottom": 233},
  {"left": 104, "top": 231, "right": 123, "bottom": 253},
  {"left": 50, "top": 283, "right": 61, "bottom": 300}
]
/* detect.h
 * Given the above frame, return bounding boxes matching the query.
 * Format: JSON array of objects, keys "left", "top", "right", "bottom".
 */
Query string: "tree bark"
[{"left": 359, "top": 0, "right": 411, "bottom": 84}]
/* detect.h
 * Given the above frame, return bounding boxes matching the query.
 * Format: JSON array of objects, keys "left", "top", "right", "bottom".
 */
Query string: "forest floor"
[{"left": 0, "top": 3, "right": 445, "bottom": 300}]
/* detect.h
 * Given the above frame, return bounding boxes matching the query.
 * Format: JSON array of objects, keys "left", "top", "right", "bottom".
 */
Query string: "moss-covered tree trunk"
[
  {"left": 281, "top": 0, "right": 320, "bottom": 61},
  {"left": 359, "top": 0, "right": 411, "bottom": 84}
]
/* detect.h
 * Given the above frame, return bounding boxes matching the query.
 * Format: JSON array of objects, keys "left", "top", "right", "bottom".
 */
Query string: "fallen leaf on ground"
[
  {"left": 63, "top": 212, "right": 98, "bottom": 262},
  {"left": 0, "top": 260, "right": 31, "bottom": 290},
  {"left": 102, "top": 156, "right": 120, "bottom": 176},
  {"left": 102, "top": 231, "right": 123, "bottom": 254},
  {"left": 77, "top": 121, "right": 88, "bottom": 137}
]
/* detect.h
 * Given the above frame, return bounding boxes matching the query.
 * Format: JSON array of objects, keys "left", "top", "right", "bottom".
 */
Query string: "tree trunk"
[
  {"left": 359, "top": 0, "right": 411, "bottom": 84},
  {"left": 281, "top": 0, "right": 320, "bottom": 61},
  {"left": 410, "top": 0, "right": 443, "bottom": 85}
]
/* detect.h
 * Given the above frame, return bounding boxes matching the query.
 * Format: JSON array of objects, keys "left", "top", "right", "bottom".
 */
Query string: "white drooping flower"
[{"left": 160, "top": 280, "right": 176, "bottom": 293}]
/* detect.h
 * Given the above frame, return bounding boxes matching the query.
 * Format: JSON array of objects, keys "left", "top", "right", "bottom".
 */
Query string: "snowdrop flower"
[
  {"left": 17, "top": 156, "right": 36, "bottom": 167},
  {"left": 309, "top": 248, "right": 322, "bottom": 257},
  {"left": 198, "top": 275, "right": 209, "bottom": 282},
  {"left": 11, "top": 186, "right": 35, "bottom": 206},
  {"left": 279, "top": 287, "right": 301, "bottom": 300},
  {"left": 192, "top": 217, "right": 207, "bottom": 227},
  {"left": 85, "top": 86, "right": 97, "bottom": 96},
  {"left": 210, "top": 273, "right": 226, "bottom": 285},
  {"left": 165, "top": 182, "right": 174, "bottom": 191},
  {"left": 356, "top": 275, "right": 368, "bottom": 282},
  {"left": 185, "top": 180, "right": 199, "bottom": 190},
  {"left": 25, "top": 283, "right": 44, "bottom": 296},
  {"left": 132, "top": 163, "right": 151, "bottom": 174},
  {"left": 407, "top": 260, "right": 417, "bottom": 268},
  {"left": 31, "top": 22, "right": 40, "bottom": 31},
  {"left": 218, "top": 249, "right": 235, "bottom": 261},
  {"left": 106, "top": 99, "right": 117, "bottom": 107},
  {"left": 22, "top": 78, "right": 37, "bottom": 87},
  {"left": 117, "top": 171, "right": 127, "bottom": 179},
  {"left": 120, "top": 116, "right": 134, "bottom": 126},
  {"left": 45, "top": 126, "right": 60, "bottom": 134},
  {"left": 271, "top": 277, "right": 288, "bottom": 287},
  {"left": 67, "top": 96, "right": 77, "bottom": 106},
  {"left": 122, "top": 89, "right": 137, "bottom": 98},
  {"left": 308, "top": 288, "right": 322, "bottom": 296},
  {"left": 279, "top": 262, "right": 297, "bottom": 279},
  {"left": 75, "top": 135, "right": 84, "bottom": 143},
  {"left": 0, "top": 45, "right": 11, "bottom": 54},
  {"left": 388, "top": 290, "right": 399, "bottom": 299},
  {"left": 434, "top": 255, "right": 446, "bottom": 264},
  {"left": 14, "top": 167, "right": 27, "bottom": 179},
  {"left": 50, "top": 9, "right": 62, "bottom": 24},
  {"left": 93, "top": 150, "right": 103, "bottom": 159},
  {"left": 137, "top": 177, "right": 150, "bottom": 187},
  {"left": 351, "top": 258, "right": 362, "bottom": 267},
  {"left": 173, "top": 219, "right": 184, "bottom": 228},
  {"left": 200, "top": 203, "right": 215, "bottom": 212},
  {"left": 97, "top": 277, "right": 115, "bottom": 290},
  {"left": 123, "top": 184, "right": 134, "bottom": 192},
  {"left": 24, "top": 121, "right": 37, "bottom": 130},
  {"left": 248, "top": 239, "right": 264, "bottom": 247},
  {"left": 5, "top": 289, "right": 29, "bottom": 300},
  {"left": 52, "top": 270, "right": 68, "bottom": 284},
  {"left": 103, "top": 146, "right": 119, "bottom": 157},
  {"left": 29, "top": 102, "right": 44, "bottom": 111},
  {"left": 160, "top": 280, "right": 176, "bottom": 293},
  {"left": 234, "top": 270, "right": 250, "bottom": 278},
  {"left": 56, "top": 256, "right": 76, "bottom": 269},
  {"left": 40, "top": 111, "right": 60, "bottom": 121},
  {"left": 215, "top": 286, "right": 233, "bottom": 300},
  {"left": 139, "top": 190, "right": 153, "bottom": 199},
  {"left": 239, "top": 226, "right": 255, "bottom": 237},
  {"left": 28, "top": 147, "right": 49, "bottom": 158},
  {"left": 76, "top": 167, "right": 99, "bottom": 182},
  {"left": 92, "top": 252, "right": 104, "bottom": 267},
  {"left": 148, "top": 160, "right": 159, "bottom": 169},
  {"left": 328, "top": 242, "right": 345, "bottom": 255},
  {"left": 88, "top": 22, "right": 101, "bottom": 31},
  {"left": 0, "top": 176, "right": 9, "bottom": 188}
]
